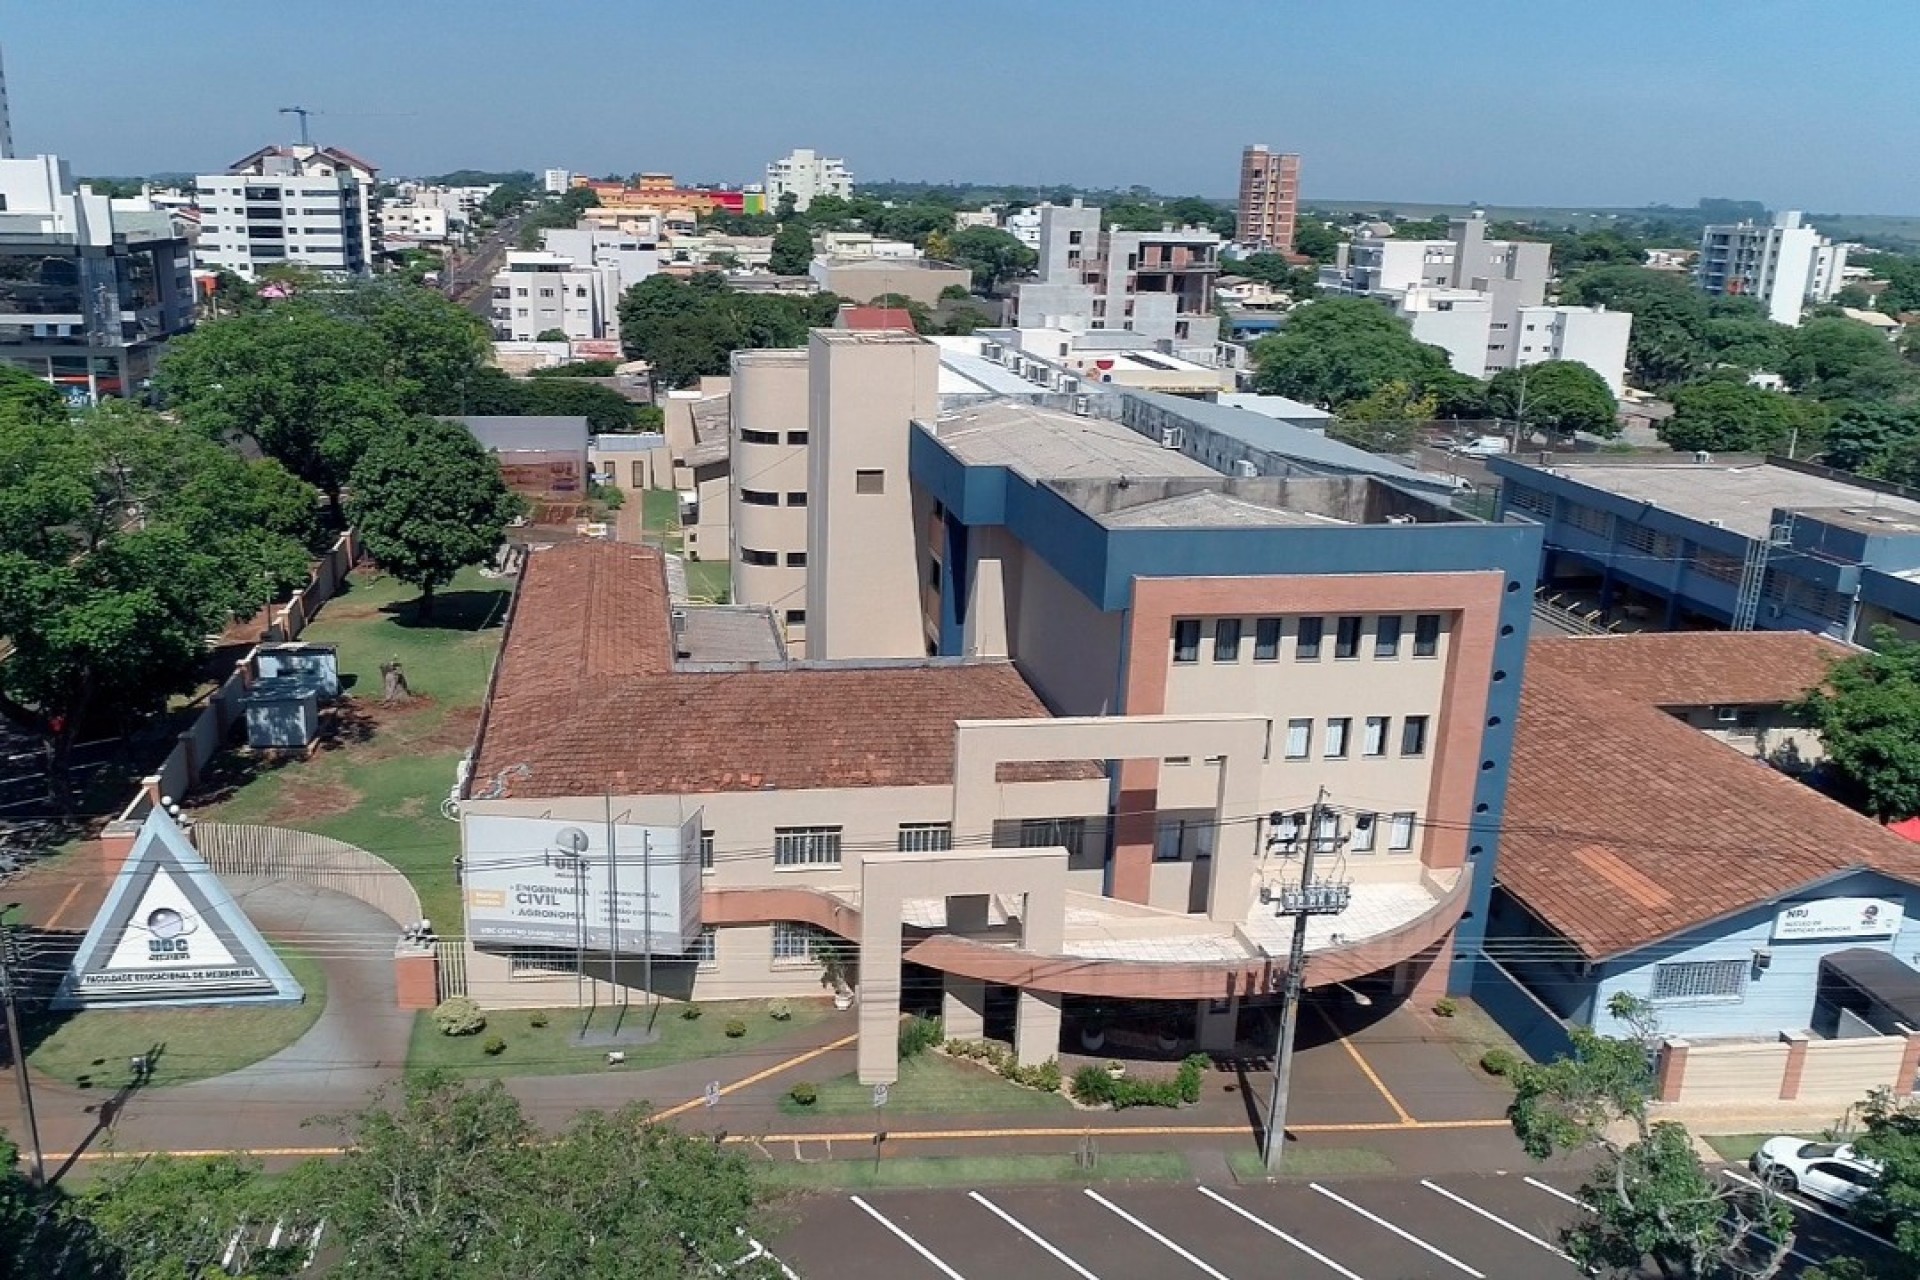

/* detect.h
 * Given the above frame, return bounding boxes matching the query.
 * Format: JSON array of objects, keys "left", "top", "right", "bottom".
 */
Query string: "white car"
[
  {"left": 1751, "top": 1137, "right": 1884, "bottom": 1210},
  {"left": 1449, "top": 435, "right": 1511, "bottom": 458}
]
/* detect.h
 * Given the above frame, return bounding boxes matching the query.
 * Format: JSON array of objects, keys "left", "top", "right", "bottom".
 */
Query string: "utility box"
[
  {"left": 243, "top": 676, "right": 322, "bottom": 750},
  {"left": 256, "top": 642, "right": 341, "bottom": 699}
]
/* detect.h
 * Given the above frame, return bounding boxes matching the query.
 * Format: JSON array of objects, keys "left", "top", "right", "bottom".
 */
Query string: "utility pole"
[
  {"left": 1261, "top": 789, "right": 1353, "bottom": 1172},
  {"left": 1, "top": 924, "right": 45, "bottom": 1189}
]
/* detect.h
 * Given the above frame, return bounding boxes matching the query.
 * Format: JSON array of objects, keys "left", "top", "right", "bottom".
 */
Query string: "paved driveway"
[{"left": 773, "top": 1171, "right": 1885, "bottom": 1280}]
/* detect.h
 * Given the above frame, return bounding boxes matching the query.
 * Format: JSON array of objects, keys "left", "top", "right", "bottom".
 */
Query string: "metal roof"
[
  {"left": 1122, "top": 390, "right": 1436, "bottom": 488},
  {"left": 1821, "top": 948, "right": 1920, "bottom": 1028}
]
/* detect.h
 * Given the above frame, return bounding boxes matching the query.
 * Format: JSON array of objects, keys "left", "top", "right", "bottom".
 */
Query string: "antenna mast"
[{"left": 277, "top": 105, "right": 314, "bottom": 147}]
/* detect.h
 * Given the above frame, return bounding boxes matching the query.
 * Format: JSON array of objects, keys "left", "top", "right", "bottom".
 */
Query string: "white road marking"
[
  {"left": 1421, "top": 1179, "right": 1573, "bottom": 1262},
  {"left": 969, "top": 1191, "right": 1101, "bottom": 1280},
  {"left": 1083, "top": 1188, "right": 1235, "bottom": 1280},
  {"left": 1524, "top": 1176, "right": 1591, "bottom": 1211},
  {"left": 1196, "top": 1186, "right": 1367, "bottom": 1280},
  {"left": 849, "top": 1195, "right": 967, "bottom": 1280},
  {"left": 1309, "top": 1182, "right": 1486, "bottom": 1279}
]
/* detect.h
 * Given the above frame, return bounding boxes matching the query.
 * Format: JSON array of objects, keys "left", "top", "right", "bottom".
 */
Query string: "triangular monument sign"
[{"left": 55, "top": 809, "right": 305, "bottom": 1009}]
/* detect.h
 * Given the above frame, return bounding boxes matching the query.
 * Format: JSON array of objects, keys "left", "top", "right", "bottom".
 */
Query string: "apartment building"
[
  {"left": 1697, "top": 211, "right": 1848, "bottom": 327},
  {"left": 543, "top": 168, "right": 572, "bottom": 194},
  {"left": 487, "top": 250, "right": 620, "bottom": 342},
  {"left": 1013, "top": 201, "right": 1223, "bottom": 357},
  {"left": 1512, "top": 304, "right": 1633, "bottom": 397},
  {"left": 380, "top": 203, "right": 450, "bottom": 244},
  {"left": 0, "top": 154, "right": 195, "bottom": 401},
  {"left": 195, "top": 145, "right": 376, "bottom": 279},
  {"left": 541, "top": 224, "right": 659, "bottom": 293},
  {"left": 765, "top": 147, "right": 852, "bottom": 212},
  {"left": 729, "top": 349, "right": 815, "bottom": 650},
  {"left": 1236, "top": 145, "right": 1299, "bottom": 253}
]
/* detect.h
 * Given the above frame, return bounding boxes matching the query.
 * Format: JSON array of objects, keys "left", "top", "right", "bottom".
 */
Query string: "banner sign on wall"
[
  {"left": 1772, "top": 896, "right": 1905, "bottom": 942},
  {"left": 462, "top": 812, "right": 702, "bottom": 955},
  {"left": 54, "top": 809, "right": 306, "bottom": 1009}
]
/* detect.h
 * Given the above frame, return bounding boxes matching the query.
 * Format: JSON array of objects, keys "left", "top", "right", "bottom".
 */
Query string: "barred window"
[
  {"left": 700, "top": 830, "right": 714, "bottom": 872},
  {"left": 1691, "top": 549, "right": 1741, "bottom": 584},
  {"left": 897, "top": 822, "right": 952, "bottom": 853},
  {"left": 1507, "top": 485, "right": 1553, "bottom": 517},
  {"left": 1651, "top": 959, "right": 1747, "bottom": 1003},
  {"left": 773, "top": 826, "right": 842, "bottom": 868},
  {"left": 1563, "top": 502, "right": 1611, "bottom": 537},
  {"left": 772, "top": 921, "right": 828, "bottom": 963},
  {"left": 1019, "top": 818, "right": 1085, "bottom": 853},
  {"left": 693, "top": 925, "right": 717, "bottom": 969},
  {"left": 509, "top": 948, "right": 577, "bottom": 979}
]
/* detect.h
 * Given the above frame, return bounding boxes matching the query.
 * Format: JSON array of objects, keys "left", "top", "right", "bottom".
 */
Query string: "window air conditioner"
[{"left": 1159, "top": 427, "right": 1184, "bottom": 449}]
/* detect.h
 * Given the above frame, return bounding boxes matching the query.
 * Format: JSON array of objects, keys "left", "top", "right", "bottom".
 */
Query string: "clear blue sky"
[{"left": 8, "top": 0, "right": 1915, "bottom": 212}]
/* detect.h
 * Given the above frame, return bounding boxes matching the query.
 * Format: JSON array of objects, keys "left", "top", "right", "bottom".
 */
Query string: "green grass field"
[
  {"left": 756, "top": 1152, "right": 1190, "bottom": 1192},
  {"left": 781, "top": 1052, "right": 1071, "bottom": 1116},
  {"left": 26, "top": 946, "right": 327, "bottom": 1089},
  {"left": 196, "top": 567, "right": 508, "bottom": 930},
  {"left": 406, "top": 998, "right": 834, "bottom": 1079}
]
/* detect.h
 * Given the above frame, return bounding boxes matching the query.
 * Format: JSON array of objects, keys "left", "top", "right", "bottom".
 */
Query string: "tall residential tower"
[{"left": 1236, "top": 145, "right": 1299, "bottom": 253}]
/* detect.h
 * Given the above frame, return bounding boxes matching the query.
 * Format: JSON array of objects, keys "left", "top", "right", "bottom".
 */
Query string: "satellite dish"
[{"left": 554, "top": 827, "right": 591, "bottom": 854}]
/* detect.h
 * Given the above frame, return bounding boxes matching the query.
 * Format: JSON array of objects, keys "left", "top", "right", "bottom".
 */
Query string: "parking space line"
[
  {"left": 849, "top": 1195, "right": 968, "bottom": 1280},
  {"left": 968, "top": 1192, "right": 1101, "bottom": 1280},
  {"left": 1524, "top": 1176, "right": 1590, "bottom": 1211},
  {"left": 1084, "top": 1189, "right": 1234, "bottom": 1280},
  {"left": 1719, "top": 1170, "right": 1886, "bottom": 1257},
  {"left": 1196, "top": 1187, "right": 1366, "bottom": 1280},
  {"left": 1309, "top": 1182, "right": 1485, "bottom": 1278},
  {"left": 1421, "top": 1179, "right": 1572, "bottom": 1261},
  {"left": 1313, "top": 1004, "right": 1414, "bottom": 1124}
]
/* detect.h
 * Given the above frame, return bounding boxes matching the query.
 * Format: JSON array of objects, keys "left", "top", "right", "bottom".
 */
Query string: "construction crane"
[{"left": 278, "top": 105, "right": 315, "bottom": 147}]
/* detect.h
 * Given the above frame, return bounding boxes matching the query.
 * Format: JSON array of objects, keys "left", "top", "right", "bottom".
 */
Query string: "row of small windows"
[
  {"left": 1270, "top": 809, "right": 1418, "bottom": 853},
  {"left": 1281, "top": 714, "right": 1427, "bottom": 760},
  {"left": 739, "top": 548, "right": 806, "bottom": 567},
  {"left": 739, "top": 428, "right": 809, "bottom": 446},
  {"left": 738, "top": 489, "right": 808, "bottom": 507},
  {"left": 1173, "top": 614, "right": 1441, "bottom": 664}
]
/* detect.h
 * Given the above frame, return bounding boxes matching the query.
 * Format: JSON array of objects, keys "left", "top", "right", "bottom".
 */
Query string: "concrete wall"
[
  {"left": 817, "top": 261, "right": 971, "bottom": 307},
  {"left": 1665, "top": 1030, "right": 1915, "bottom": 1105},
  {"left": 1673, "top": 1040, "right": 1794, "bottom": 1105}
]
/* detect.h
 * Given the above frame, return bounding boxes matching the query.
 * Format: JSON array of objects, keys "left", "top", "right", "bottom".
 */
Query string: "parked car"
[
  {"left": 1751, "top": 1137, "right": 1884, "bottom": 1210},
  {"left": 1449, "top": 435, "right": 1511, "bottom": 458}
]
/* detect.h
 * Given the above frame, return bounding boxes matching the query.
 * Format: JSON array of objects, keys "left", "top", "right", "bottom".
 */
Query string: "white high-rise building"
[
  {"left": 196, "top": 144, "right": 379, "bottom": 279},
  {"left": 488, "top": 250, "right": 625, "bottom": 343},
  {"left": 764, "top": 149, "right": 851, "bottom": 212},
  {"left": 0, "top": 45, "right": 14, "bottom": 159},
  {"left": 1697, "top": 211, "right": 1848, "bottom": 327},
  {"left": 543, "top": 168, "right": 572, "bottom": 195}
]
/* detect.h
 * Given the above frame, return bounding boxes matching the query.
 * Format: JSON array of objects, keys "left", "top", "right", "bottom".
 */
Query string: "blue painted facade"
[
  {"left": 1490, "top": 870, "right": 1920, "bottom": 1041},
  {"left": 1488, "top": 457, "right": 1920, "bottom": 641},
  {"left": 911, "top": 426, "right": 1547, "bottom": 995}
]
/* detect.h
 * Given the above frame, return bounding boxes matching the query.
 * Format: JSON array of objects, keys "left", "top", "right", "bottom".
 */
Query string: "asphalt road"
[
  {"left": 444, "top": 215, "right": 520, "bottom": 318},
  {"left": 773, "top": 1171, "right": 1891, "bottom": 1280}
]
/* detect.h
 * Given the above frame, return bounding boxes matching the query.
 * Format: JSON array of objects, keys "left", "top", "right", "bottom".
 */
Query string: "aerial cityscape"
[{"left": 9, "top": 4, "right": 1920, "bottom": 1278}]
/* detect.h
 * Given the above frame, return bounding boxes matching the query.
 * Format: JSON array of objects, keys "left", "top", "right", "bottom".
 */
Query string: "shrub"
[
  {"left": 944, "top": 1038, "right": 1061, "bottom": 1093},
  {"left": 482, "top": 1035, "right": 507, "bottom": 1056},
  {"left": 768, "top": 999, "right": 792, "bottom": 1022},
  {"left": 432, "top": 996, "right": 487, "bottom": 1037},
  {"left": 724, "top": 1019, "right": 748, "bottom": 1038},
  {"left": 898, "top": 1014, "right": 944, "bottom": 1060},
  {"left": 1176, "top": 1053, "right": 1209, "bottom": 1104},
  {"left": 680, "top": 1002, "right": 703, "bottom": 1021},
  {"left": 1432, "top": 997, "right": 1459, "bottom": 1018},
  {"left": 1072, "top": 1064, "right": 1113, "bottom": 1105},
  {"left": 1480, "top": 1048, "right": 1519, "bottom": 1077},
  {"left": 528, "top": 1011, "right": 549, "bottom": 1029},
  {"left": 788, "top": 1082, "right": 818, "bottom": 1107}
]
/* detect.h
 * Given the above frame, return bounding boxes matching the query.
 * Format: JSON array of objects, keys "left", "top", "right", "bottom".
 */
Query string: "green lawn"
[
  {"left": 1227, "top": 1145, "right": 1395, "bottom": 1180},
  {"left": 756, "top": 1152, "right": 1190, "bottom": 1193},
  {"left": 26, "top": 946, "right": 327, "bottom": 1089},
  {"left": 196, "top": 566, "right": 509, "bottom": 930},
  {"left": 1703, "top": 1132, "right": 1818, "bottom": 1166},
  {"left": 684, "top": 558, "right": 731, "bottom": 604},
  {"left": 407, "top": 998, "right": 834, "bottom": 1078},
  {"left": 781, "top": 1051, "right": 1071, "bottom": 1116},
  {"left": 641, "top": 486, "right": 680, "bottom": 535}
]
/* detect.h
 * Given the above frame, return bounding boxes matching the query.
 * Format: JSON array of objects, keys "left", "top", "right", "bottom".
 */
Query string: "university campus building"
[{"left": 454, "top": 324, "right": 1542, "bottom": 1083}]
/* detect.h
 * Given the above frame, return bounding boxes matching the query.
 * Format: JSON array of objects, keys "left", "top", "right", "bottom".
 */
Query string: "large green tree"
[
  {"left": 1658, "top": 380, "right": 1823, "bottom": 455},
  {"left": 1780, "top": 316, "right": 1915, "bottom": 401},
  {"left": 1561, "top": 266, "right": 1713, "bottom": 388},
  {"left": 1510, "top": 994, "right": 1796, "bottom": 1278},
  {"left": 1487, "top": 360, "right": 1620, "bottom": 440},
  {"left": 349, "top": 417, "right": 520, "bottom": 619},
  {"left": 618, "top": 273, "right": 841, "bottom": 388},
  {"left": 768, "top": 221, "right": 814, "bottom": 276},
  {"left": 1792, "top": 628, "right": 1920, "bottom": 820},
  {"left": 945, "top": 226, "right": 1037, "bottom": 292},
  {"left": 1250, "top": 297, "right": 1453, "bottom": 408},
  {"left": 313, "top": 281, "right": 493, "bottom": 415},
  {"left": 1329, "top": 379, "right": 1432, "bottom": 455}
]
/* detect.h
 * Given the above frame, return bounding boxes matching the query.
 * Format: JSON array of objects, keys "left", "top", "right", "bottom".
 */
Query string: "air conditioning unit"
[
  {"left": 1233, "top": 459, "right": 1258, "bottom": 478},
  {"left": 1158, "top": 426, "right": 1184, "bottom": 449},
  {"left": 1072, "top": 395, "right": 1091, "bottom": 416}
]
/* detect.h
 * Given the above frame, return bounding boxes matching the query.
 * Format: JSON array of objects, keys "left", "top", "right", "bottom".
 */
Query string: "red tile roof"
[
  {"left": 470, "top": 542, "right": 1093, "bottom": 798},
  {"left": 838, "top": 306, "right": 918, "bottom": 332},
  {"left": 1501, "top": 632, "right": 1920, "bottom": 959}
]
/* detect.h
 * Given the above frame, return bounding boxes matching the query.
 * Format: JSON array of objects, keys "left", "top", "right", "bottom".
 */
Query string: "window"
[
  {"left": 1335, "top": 616, "right": 1362, "bottom": 659},
  {"left": 855, "top": 469, "right": 885, "bottom": 494},
  {"left": 1351, "top": 813, "right": 1378, "bottom": 852},
  {"left": 784, "top": 608, "right": 806, "bottom": 625},
  {"left": 1154, "top": 820, "right": 1186, "bottom": 862},
  {"left": 787, "top": 430, "right": 809, "bottom": 445},
  {"left": 1324, "top": 717, "right": 1350, "bottom": 759},
  {"left": 1375, "top": 615, "right": 1402, "bottom": 658},
  {"left": 786, "top": 492, "right": 808, "bottom": 507},
  {"left": 1173, "top": 619, "right": 1201, "bottom": 664},
  {"left": 1388, "top": 812, "right": 1416, "bottom": 851},
  {"left": 772, "top": 921, "right": 825, "bottom": 962},
  {"left": 1650, "top": 959, "right": 1747, "bottom": 1003},
  {"left": 1019, "top": 818, "right": 1085, "bottom": 852},
  {"left": 773, "top": 826, "right": 842, "bottom": 868},
  {"left": 927, "top": 559, "right": 943, "bottom": 590},
  {"left": 1285, "top": 718, "right": 1312, "bottom": 759},
  {"left": 1272, "top": 811, "right": 1304, "bottom": 846},
  {"left": 898, "top": 822, "right": 952, "bottom": 852},
  {"left": 693, "top": 926, "right": 717, "bottom": 968},
  {"left": 1363, "top": 716, "right": 1389, "bottom": 757},
  {"left": 1401, "top": 715, "right": 1429, "bottom": 757},
  {"left": 740, "top": 548, "right": 778, "bottom": 566},
  {"left": 1254, "top": 617, "right": 1282, "bottom": 661},
  {"left": 1313, "top": 811, "right": 1341, "bottom": 853},
  {"left": 740, "top": 489, "right": 779, "bottom": 505},
  {"left": 785, "top": 551, "right": 807, "bottom": 567},
  {"left": 1213, "top": 618, "right": 1242, "bottom": 662},
  {"left": 1296, "top": 617, "right": 1324, "bottom": 661},
  {"left": 740, "top": 428, "right": 780, "bottom": 445},
  {"left": 700, "top": 830, "right": 715, "bottom": 872},
  {"left": 1414, "top": 614, "right": 1441, "bottom": 657}
]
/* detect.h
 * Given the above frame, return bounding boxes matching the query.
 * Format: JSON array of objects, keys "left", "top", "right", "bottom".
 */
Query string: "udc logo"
[{"left": 139, "top": 907, "right": 197, "bottom": 959}]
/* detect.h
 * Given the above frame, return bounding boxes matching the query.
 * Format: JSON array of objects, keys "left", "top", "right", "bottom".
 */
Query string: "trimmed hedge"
[
  {"left": 432, "top": 997, "right": 487, "bottom": 1037},
  {"left": 944, "top": 1038, "right": 1062, "bottom": 1092},
  {"left": 1071, "top": 1054, "right": 1209, "bottom": 1109}
]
